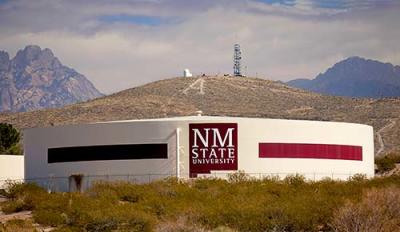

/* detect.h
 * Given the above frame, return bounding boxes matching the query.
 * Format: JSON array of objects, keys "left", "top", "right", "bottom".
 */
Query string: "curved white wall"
[{"left": 24, "top": 116, "right": 374, "bottom": 191}]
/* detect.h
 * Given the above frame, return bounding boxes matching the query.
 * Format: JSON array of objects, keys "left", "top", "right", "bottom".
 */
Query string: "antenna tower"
[{"left": 233, "top": 44, "right": 242, "bottom": 77}]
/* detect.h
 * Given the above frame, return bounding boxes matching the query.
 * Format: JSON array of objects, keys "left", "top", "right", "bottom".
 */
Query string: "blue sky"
[{"left": 0, "top": 0, "right": 399, "bottom": 93}]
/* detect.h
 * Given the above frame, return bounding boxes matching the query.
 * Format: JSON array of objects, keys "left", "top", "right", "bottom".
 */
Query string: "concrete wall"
[
  {"left": 0, "top": 155, "right": 24, "bottom": 189},
  {"left": 24, "top": 116, "right": 374, "bottom": 191}
]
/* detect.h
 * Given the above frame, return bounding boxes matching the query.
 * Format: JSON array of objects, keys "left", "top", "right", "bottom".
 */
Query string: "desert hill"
[{"left": 0, "top": 76, "right": 399, "bottom": 155}]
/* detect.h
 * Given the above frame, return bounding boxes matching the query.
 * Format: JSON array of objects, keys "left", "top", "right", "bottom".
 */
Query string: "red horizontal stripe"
[{"left": 259, "top": 143, "right": 362, "bottom": 161}]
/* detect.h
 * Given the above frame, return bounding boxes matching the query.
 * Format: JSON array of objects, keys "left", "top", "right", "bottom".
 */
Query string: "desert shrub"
[
  {"left": 283, "top": 173, "right": 306, "bottom": 186},
  {"left": 32, "top": 193, "right": 70, "bottom": 226},
  {"left": 376, "top": 152, "right": 400, "bottom": 173},
  {"left": 1, "top": 199, "right": 26, "bottom": 214},
  {"left": 78, "top": 203, "right": 154, "bottom": 232},
  {"left": 330, "top": 186, "right": 400, "bottom": 232},
  {"left": 261, "top": 174, "right": 281, "bottom": 182},
  {"left": 120, "top": 210, "right": 155, "bottom": 232},
  {"left": 40, "top": 191, "right": 156, "bottom": 231},
  {"left": 0, "top": 123, "right": 20, "bottom": 153},
  {"left": 33, "top": 209, "right": 66, "bottom": 227},
  {"left": 376, "top": 156, "right": 396, "bottom": 173},
  {"left": 8, "top": 143, "right": 23, "bottom": 155},
  {"left": 212, "top": 226, "right": 237, "bottom": 232},
  {"left": 51, "top": 227, "right": 82, "bottom": 232},
  {"left": 0, "top": 219, "right": 37, "bottom": 232},
  {"left": 4, "top": 175, "right": 400, "bottom": 231},
  {"left": 3, "top": 182, "right": 45, "bottom": 200},
  {"left": 0, "top": 189, "right": 6, "bottom": 197},
  {"left": 227, "top": 170, "right": 252, "bottom": 183},
  {"left": 388, "top": 152, "right": 400, "bottom": 163},
  {"left": 156, "top": 215, "right": 210, "bottom": 232},
  {"left": 1, "top": 182, "right": 47, "bottom": 214},
  {"left": 348, "top": 173, "right": 367, "bottom": 182},
  {"left": 89, "top": 181, "right": 149, "bottom": 203}
]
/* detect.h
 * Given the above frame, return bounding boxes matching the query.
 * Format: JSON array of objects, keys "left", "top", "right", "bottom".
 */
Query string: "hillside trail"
[{"left": 376, "top": 119, "right": 396, "bottom": 156}]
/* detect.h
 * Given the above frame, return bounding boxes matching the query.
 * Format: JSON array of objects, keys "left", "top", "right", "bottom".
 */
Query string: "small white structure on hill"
[{"left": 183, "top": 69, "right": 193, "bottom": 77}]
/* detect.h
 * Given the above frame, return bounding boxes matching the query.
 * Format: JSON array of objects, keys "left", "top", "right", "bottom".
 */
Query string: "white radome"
[{"left": 183, "top": 69, "right": 193, "bottom": 77}]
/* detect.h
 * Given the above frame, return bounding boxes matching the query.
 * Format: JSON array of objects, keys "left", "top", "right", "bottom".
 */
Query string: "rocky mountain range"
[
  {"left": 287, "top": 57, "right": 400, "bottom": 98},
  {"left": 0, "top": 45, "right": 103, "bottom": 112},
  {"left": 1, "top": 76, "right": 400, "bottom": 155}
]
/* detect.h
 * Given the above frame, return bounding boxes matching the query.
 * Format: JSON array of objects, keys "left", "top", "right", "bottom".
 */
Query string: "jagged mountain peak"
[
  {"left": 0, "top": 45, "right": 103, "bottom": 112},
  {"left": 13, "top": 45, "right": 60, "bottom": 70}
]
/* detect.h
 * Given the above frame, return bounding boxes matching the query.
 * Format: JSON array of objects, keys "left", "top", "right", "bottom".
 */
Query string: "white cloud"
[{"left": 0, "top": 0, "right": 399, "bottom": 93}]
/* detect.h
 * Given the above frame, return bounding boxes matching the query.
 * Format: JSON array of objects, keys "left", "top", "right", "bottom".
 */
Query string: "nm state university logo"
[{"left": 189, "top": 123, "right": 238, "bottom": 177}]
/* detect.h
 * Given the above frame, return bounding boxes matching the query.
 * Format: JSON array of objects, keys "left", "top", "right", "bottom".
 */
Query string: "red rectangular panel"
[
  {"left": 259, "top": 143, "right": 362, "bottom": 161},
  {"left": 189, "top": 123, "right": 238, "bottom": 177}
]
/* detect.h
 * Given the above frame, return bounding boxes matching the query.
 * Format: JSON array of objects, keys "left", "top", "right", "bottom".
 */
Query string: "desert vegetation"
[
  {"left": 1, "top": 173, "right": 400, "bottom": 232},
  {"left": 375, "top": 152, "right": 400, "bottom": 173},
  {"left": 0, "top": 123, "right": 22, "bottom": 155}
]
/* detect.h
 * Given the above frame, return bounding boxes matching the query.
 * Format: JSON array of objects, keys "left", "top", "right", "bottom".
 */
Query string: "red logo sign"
[{"left": 189, "top": 123, "right": 238, "bottom": 177}]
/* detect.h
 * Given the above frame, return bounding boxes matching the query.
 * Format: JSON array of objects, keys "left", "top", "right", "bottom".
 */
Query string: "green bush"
[{"left": 0, "top": 123, "right": 21, "bottom": 155}]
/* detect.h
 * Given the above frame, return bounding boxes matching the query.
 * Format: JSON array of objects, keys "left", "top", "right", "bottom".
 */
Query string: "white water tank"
[
  {"left": 183, "top": 69, "right": 192, "bottom": 77},
  {"left": 24, "top": 116, "right": 374, "bottom": 192}
]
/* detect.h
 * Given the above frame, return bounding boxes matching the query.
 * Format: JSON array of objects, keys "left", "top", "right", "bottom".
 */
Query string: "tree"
[{"left": 0, "top": 123, "right": 21, "bottom": 154}]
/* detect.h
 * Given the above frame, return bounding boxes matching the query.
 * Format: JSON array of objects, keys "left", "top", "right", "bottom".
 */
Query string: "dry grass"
[{"left": 0, "top": 219, "right": 37, "bottom": 232}]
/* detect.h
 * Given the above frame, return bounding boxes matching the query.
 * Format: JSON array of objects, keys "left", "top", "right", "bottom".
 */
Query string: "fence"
[{"left": 0, "top": 171, "right": 365, "bottom": 192}]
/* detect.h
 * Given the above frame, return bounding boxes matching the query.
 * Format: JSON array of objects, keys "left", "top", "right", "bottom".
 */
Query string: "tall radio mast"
[{"left": 233, "top": 44, "right": 242, "bottom": 77}]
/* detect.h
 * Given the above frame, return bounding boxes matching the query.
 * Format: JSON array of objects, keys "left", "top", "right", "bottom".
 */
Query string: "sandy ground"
[{"left": 0, "top": 210, "right": 32, "bottom": 223}]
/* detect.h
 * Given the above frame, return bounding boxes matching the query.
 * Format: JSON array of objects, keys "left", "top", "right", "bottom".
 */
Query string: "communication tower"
[{"left": 233, "top": 44, "right": 242, "bottom": 77}]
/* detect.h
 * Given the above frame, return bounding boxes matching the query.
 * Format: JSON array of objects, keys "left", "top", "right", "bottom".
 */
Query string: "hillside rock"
[
  {"left": 287, "top": 57, "right": 400, "bottom": 98},
  {"left": 0, "top": 45, "right": 103, "bottom": 112}
]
